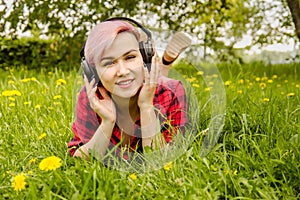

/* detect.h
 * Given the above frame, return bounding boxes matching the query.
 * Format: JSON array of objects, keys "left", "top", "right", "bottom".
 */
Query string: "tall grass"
[{"left": 0, "top": 62, "right": 299, "bottom": 199}]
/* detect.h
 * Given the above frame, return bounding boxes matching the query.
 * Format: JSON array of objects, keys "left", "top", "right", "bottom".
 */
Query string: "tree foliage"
[{"left": 0, "top": 0, "right": 298, "bottom": 65}]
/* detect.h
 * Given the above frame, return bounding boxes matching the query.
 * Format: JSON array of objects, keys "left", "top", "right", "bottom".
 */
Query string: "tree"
[{"left": 286, "top": 0, "right": 300, "bottom": 41}]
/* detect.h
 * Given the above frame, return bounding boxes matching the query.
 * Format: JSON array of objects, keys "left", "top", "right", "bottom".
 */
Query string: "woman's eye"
[
  {"left": 126, "top": 55, "right": 136, "bottom": 60},
  {"left": 103, "top": 61, "right": 114, "bottom": 67}
]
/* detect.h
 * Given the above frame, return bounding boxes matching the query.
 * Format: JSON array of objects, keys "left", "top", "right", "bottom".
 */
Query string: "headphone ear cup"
[{"left": 139, "top": 40, "right": 154, "bottom": 71}]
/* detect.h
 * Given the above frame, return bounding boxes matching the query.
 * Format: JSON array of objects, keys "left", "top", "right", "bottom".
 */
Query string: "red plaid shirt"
[{"left": 68, "top": 76, "right": 188, "bottom": 156}]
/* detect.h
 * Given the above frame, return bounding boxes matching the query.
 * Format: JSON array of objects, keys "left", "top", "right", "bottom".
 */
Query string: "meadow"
[{"left": 0, "top": 61, "right": 299, "bottom": 199}]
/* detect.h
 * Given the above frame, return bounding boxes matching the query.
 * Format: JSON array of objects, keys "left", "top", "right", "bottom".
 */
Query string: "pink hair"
[{"left": 84, "top": 20, "right": 140, "bottom": 67}]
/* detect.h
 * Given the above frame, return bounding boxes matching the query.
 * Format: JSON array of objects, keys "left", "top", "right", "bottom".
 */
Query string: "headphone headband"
[{"left": 80, "top": 17, "right": 152, "bottom": 59}]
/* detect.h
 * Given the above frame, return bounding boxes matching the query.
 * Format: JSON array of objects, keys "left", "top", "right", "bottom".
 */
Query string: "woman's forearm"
[
  {"left": 74, "top": 121, "right": 114, "bottom": 160},
  {"left": 140, "top": 107, "right": 165, "bottom": 150}
]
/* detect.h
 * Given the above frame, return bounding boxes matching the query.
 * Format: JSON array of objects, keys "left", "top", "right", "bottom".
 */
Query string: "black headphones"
[{"left": 80, "top": 17, "right": 154, "bottom": 86}]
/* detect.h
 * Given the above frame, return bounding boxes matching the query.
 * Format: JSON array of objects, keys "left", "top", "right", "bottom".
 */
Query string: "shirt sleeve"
[{"left": 68, "top": 86, "right": 100, "bottom": 156}]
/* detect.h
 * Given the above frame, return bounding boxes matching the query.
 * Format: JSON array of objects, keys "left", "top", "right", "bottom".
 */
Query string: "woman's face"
[{"left": 96, "top": 32, "right": 144, "bottom": 99}]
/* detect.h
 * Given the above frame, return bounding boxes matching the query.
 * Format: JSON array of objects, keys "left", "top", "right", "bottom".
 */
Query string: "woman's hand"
[
  {"left": 138, "top": 54, "right": 160, "bottom": 110},
  {"left": 84, "top": 76, "right": 116, "bottom": 124}
]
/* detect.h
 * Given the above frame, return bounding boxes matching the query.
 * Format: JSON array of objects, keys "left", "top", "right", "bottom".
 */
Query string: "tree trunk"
[{"left": 287, "top": 0, "right": 300, "bottom": 41}]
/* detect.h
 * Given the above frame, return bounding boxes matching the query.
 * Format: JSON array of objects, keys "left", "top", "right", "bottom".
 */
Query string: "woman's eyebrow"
[{"left": 101, "top": 49, "right": 138, "bottom": 62}]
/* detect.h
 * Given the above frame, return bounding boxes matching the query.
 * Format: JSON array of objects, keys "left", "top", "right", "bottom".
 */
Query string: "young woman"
[{"left": 68, "top": 19, "right": 189, "bottom": 160}]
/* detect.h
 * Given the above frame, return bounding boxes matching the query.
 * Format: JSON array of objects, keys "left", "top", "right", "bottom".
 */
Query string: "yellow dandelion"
[
  {"left": 21, "top": 78, "right": 31, "bottom": 83},
  {"left": 53, "top": 95, "right": 62, "bottom": 100},
  {"left": 48, "top": 72, "right": 53, "bottom": 75},
  {"left": 27, "top": 171, "right": 34, "bottom": 175},
  {"left": 267, "top": 79, "right": 273, "bottom": 83},
  {"left": 29, "top": 158, "right": 37, "bottom": 164},
  {"left": 56, "top": 79, "right": 67, "bottom": 85},
  {"left": 237, "top": 90, "right": 243, "bottom": 94},
  {"left": 224, "top": 169, "right": 229, "bottom": 175},
  {"left": 296, "top": 84, "right": 299, "bottom": 88},
  {"left": 212, "top": 74, "right": 218, "bottom": 78},
  {"left": 192, "top": 83, "right": 200, "bottom": 88},
  {"left": 1, "top": 90, "right": 22, "bottom": 97},
  {"left": 261, "top": 76, "right": 268, "bottom": 81},
  {"left": 255, "top": 77, "right": 261, "bottom": 82},
  {"left": 187, "top": 77, "right": 196, "bottom": 83},
  {"left": 48, "top": 107, "right": 54, "bottom": 110},
  {"left": 287, "top": 93, "right": 295, "bottom": 97},
  {"left": 284, "top": 80, "right": 288, "bottom": 83},
  {"left": 30, "top": 77, "right": 37, "bottom": 81},
  {"left": 53, "top": 102, "right": 61, "bottom": 105},
  {"left": 259, "top": 83, "right": 266, "bottom": 88},
  {"left": 238, "top": 79, "right": 244, "bottom": 84},
  {"left": 262, "top": 98, "right": 270, "bottom": 102},
  {"left": 128, "top": 173, "right": 137, "bottom": 180},
  {"left": 233, "top": 169, "right": 238, "bottom": 176},
  {"left": 9, "top": 103, "right": 15, "bottom": 107},
  {"left": 208, "top": 81, "right": 214, "bottom": 86},
  {"left": 196, "top": 71, "right": 204, "bottom": 76},
  {"left": 24, "top": 101, "right": 31, "bottom": 105},
  {"left": 272, "top": 75, "right": 278, "bottom": 79},
  {"left": 9, "top": 97, "right": 15, "bottom": 101},
  {"left": 39, "top": 156, "right": 62, "bottom": 171},
  {"left": 38, "top": 133, "right": 47, "bottom": 140},
  {"left": 277, "top": 84, "right": 281, "bottom": 88},
  {"left": 204, "top": 87, "right": 211, "bottom": 92},
  {"left": 224, "top": 81, "right": 231, "bottom": 86},
  {"left": 35, "top": 105, "right": 41, "bottom": 109},
  {"left": 248, "top": 82, "right": 253, "bottom": 87},
  {"left": 12, "top": 174, "right": 26, "bottom": 192},
  {"left": 8, "top": 80, "right": 15, "bottom": 84},
  {"left": 163, "top": 161, "right": 172, "bottom": 171}
]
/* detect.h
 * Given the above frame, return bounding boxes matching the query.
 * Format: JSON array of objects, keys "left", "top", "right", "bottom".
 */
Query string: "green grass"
[{"left": 0, "top": 62, "right": 299, "bottom": 199}]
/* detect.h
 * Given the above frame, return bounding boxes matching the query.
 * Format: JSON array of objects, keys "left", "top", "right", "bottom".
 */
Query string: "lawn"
[{"left": 0, "top": 61, "right": 299, "bottom": 199}]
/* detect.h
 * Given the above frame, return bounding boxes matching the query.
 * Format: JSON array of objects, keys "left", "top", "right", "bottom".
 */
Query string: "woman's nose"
[{"left": 116, "top": 61, "right": 129, "bottom": 76}]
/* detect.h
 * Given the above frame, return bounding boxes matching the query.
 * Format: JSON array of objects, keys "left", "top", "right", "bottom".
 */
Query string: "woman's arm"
[
  {"left": 73, "top": 120, "right": 114, "bottom": 160},
  {"left": 140, "top": 107, "right": 165, "bottom": 151}
]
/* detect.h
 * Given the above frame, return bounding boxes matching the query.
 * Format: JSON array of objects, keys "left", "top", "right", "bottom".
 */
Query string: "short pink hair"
[{"left": 84, "top": 20, "right": 140, "bottom": 67}]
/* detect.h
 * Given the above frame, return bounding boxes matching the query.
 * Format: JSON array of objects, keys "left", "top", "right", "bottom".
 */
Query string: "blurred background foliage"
[{"left": 0, "top": 0, "right": 299, "bottom": 70}]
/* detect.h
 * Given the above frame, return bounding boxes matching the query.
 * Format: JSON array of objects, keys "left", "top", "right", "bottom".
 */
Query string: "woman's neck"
[{"left": 112, "top": 94, "right": 139, "bottom": 120}]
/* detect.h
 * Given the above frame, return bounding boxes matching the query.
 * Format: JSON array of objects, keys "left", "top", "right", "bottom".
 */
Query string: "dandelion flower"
[
  {"left": 56, "top": 79, "right": 67, "bottom": 85},
  {"left": 204, "top": 87, "right": 211, "bottom": 92},
  {"left": 1, "top": 90, "right": 22, "bottom": 97},
  {"left": 21, "top": 78, "right": 31, "bottom": 83},
  {"left": 128, "top": 173, "right": 137, "bottom": 180},
  {"left": 296, "top": 84, "right": 299, "bottom": 88},
  {"left": 24, "top": 101, "right": 31, "bottom": 105},
  {"left": 261, "top": 76, "right": 268, "bottom": 81},
  {"left": 9, "top": 97, "right": 15, "bottom": 101},
  {"left": 267, "top": 79, "right": 273, "bottom": 83},
  {"left": 255, "top": 77, "right": 261, "bottom": 82},
  {"left": 12, "top": 174, "right": 26, "bottom": 192},
  {"left": 287, "top": 93, "right": 295, "bottom": 97},
  {"left": 237, "top": 90, "right": 243, "bottom": 94},
  {"left": 39, "top": 156, "right": 62, "bottom": 171},
  {"left": 53, "top": 95, "right": 62, "bottom": 100},
  {"left": 163, "top": 162, "right": 172, "bottom": 171},
  {"left": 29, "top": 158, "right": 37, "bottom": 164},
  {"left": 192, "top": 83, "right": 200, "bottom": 88},
  {"left": 196, "top": 71, "right": 204, "bottom": 76},
  {"left": 9, "top": 103, "right": 15, "bottom": 107},
  {"left": 38, "top": 133, "right": 47, "bottom": 140},
  {"left": 259, "top": 83, "right": 266, "bottom": 88},
  {"left": 35, "top": 105, "right": 41, "bottom": 109},
  {"left": 30, "top": 77, "right": 37, "bottom": 81},
  {"left": 263, "top": 98, "right": 270, "bottom": 102},
  {"left": 224, "top": 81, "right": 231, "bottom": 86},
  {"left": 233, "top": 169, "right": 238, "bottom": 176},
  {"left": 8, "top": 80, "right": 15, "bottom": 84},
  {"left": 238, "top": 79, "right": 244, "bottom": 84},
  {"left": 272, "top": 75, "right": 278, "bottom": 79}
]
